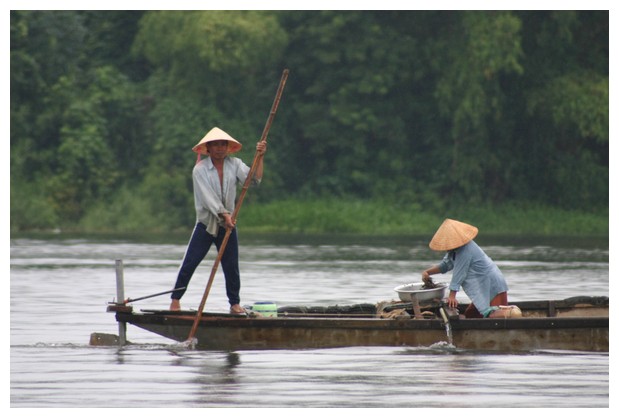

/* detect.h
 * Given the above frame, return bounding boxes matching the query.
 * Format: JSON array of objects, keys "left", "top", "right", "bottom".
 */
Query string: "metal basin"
[{"left": 394, "top": 282, "right": 448, "bottom": 302}]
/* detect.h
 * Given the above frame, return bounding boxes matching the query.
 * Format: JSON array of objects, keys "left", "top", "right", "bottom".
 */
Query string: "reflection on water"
[{"left": 10, "top": 234, "right": 609, "bottom": 407}]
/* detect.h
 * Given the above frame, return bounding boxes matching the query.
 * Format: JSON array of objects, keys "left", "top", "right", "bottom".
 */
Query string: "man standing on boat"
[
  {"left": 421, "top": 219, "right": 509, "bottom": 318},
  {"left": 169, "top": 127, "right": 267, "bottom": 314}
]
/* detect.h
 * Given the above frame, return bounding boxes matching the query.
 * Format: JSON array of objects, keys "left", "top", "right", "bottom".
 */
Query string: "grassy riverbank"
[
  {"left": 12, "top": 198, "right": 608, "bottom": 238},
  {"left": 238, "top": 199, "right": 608, "bottom": 237}
]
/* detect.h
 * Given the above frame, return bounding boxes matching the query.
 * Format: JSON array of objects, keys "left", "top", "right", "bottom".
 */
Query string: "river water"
[{"left": 9, "top": 233, "right": 610, "bottom": 409}]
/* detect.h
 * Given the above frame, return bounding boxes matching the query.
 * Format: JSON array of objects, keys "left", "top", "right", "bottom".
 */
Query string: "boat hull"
[{"left": 113, "top": 299, "right": 608, "bottom": 352}]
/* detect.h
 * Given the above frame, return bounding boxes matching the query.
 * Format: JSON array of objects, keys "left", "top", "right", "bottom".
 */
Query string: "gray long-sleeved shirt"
[{"left": 192, "top": 156, "right": 260, "bottom": 236}]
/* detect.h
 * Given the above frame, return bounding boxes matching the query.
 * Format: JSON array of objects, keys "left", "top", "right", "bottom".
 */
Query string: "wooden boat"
[{"left": 107, "top": 296, "right": 608, "bottom": 352}]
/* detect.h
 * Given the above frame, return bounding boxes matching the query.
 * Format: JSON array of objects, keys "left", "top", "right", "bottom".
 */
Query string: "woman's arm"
[{"left": 421, "top": 265, "right": 441, "bottom": 283}]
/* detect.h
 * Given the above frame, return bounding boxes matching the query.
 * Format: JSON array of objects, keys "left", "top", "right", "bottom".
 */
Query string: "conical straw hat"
[
  {"left": 192, "top": 127, "right": 243, "bottom": 155},
  {"left": 429, "top": 219, "right": 478, "bottom": 251}
]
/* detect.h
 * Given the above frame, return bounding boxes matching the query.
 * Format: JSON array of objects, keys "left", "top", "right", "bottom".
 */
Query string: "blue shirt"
[{"left": 438, "top": 240, "right": 508, "bottom": 313}]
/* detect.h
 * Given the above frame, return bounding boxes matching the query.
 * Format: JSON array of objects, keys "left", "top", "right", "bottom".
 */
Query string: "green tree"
[
  {"left": 517, "top": 11, "right": 608, "bottom": 208},
  {"left": 278, "top": 11, "right": 435, "bottom": 200},
  {"left": 11, "top": 11, "right": 146, "bottom": 229},
  {"left": 10, "top": 11, "right": 608, "bottom": 232},
  {"left": 431, "top": 11, "right": 524, "bottom": 203}
]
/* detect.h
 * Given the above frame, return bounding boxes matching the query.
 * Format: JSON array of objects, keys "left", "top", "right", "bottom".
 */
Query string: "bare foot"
[
  {"left": 230, "top": 304, "right": 246, "bottom": 314},
  {"left": 169, "top": 299, "right": 181, "bottom": 311}
]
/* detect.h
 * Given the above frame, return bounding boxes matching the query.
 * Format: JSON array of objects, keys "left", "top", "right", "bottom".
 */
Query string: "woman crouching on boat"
[{"left": 421, "top": 219, "right": 510, "bottom": 319}]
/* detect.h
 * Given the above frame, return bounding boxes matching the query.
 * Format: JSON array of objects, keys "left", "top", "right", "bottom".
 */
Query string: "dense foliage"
[{"left": 10, "top": 11, "right": 608, "bottom": 233}]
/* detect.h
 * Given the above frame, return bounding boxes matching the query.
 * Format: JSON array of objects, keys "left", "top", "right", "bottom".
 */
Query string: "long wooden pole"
[{"left": 186, "top": 69, "right": 289, "bottom": 342}]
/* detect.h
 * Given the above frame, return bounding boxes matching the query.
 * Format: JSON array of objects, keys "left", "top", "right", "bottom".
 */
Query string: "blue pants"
[{"left": 171, "top": 222, "right": 241, "bottom": 306}]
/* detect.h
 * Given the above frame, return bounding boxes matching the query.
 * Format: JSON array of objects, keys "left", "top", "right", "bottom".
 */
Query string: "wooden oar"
[{"left": 186, "top": 69, "right": 289, "bottom": 343}]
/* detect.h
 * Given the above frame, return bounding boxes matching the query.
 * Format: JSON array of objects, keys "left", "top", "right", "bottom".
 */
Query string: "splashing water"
[
  {"left": 438, "top": 306, "right": 454, "bottom": 346},
  {"left": 444, "top": 321, "right": 454, "bottom": 346},
  {"left": 169, "top": 338, "right": 198, "bottom": 350}
]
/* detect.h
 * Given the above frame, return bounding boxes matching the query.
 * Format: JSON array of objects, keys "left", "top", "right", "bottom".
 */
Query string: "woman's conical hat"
[
  {"left": 429, "top": 219, "right": 478, "bottom": 251},
  {"left": 192, "top": 127, "right": 243, "bottom": 155}
]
